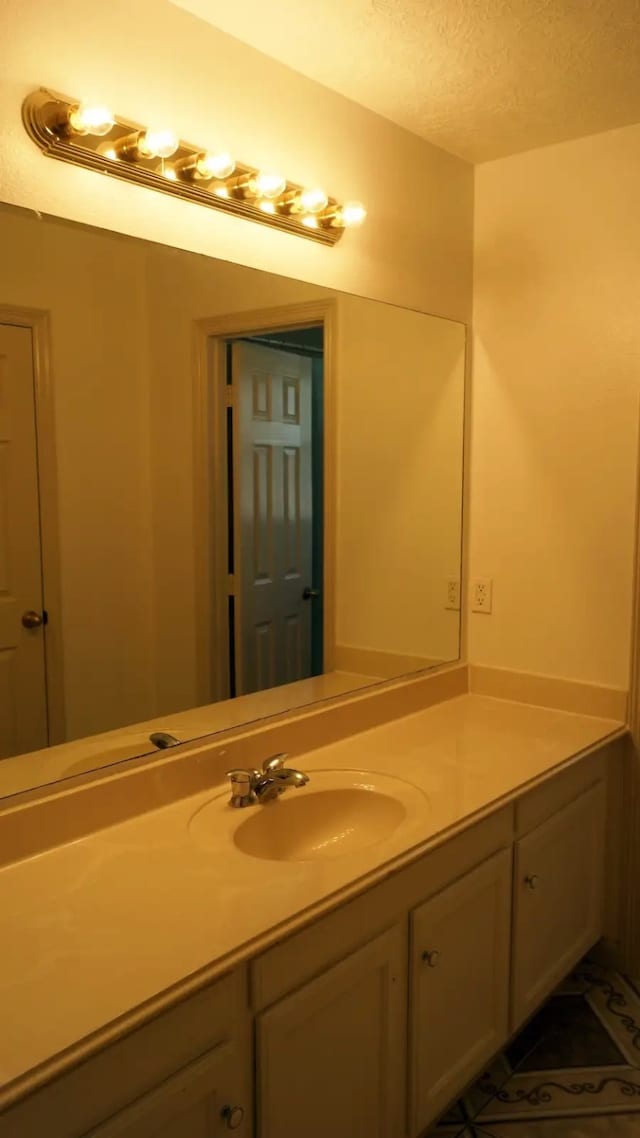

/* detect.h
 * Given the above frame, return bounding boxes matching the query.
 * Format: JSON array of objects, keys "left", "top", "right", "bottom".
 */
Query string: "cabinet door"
[
  {"left": 257, "top": 923, "right": 406, "bottom": 1138},
  {"left": 410, "top": 849, "right": 512, "bottom": 1137},
  {"left": 512, "top": 780, "right": 605, "bottom": 1029},
  {"left": 85, "top": 1041, "right": 250, "bottom": 1138}
]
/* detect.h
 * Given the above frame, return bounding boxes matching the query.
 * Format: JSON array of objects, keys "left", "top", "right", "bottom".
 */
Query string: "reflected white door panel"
[{"left": 232, "top": 342, "right": 313, "bottom": 695}]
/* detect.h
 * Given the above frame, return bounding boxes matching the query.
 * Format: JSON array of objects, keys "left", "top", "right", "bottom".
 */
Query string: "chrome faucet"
[{"left": 226, "top": 753, "right": 309, "bottom": 807}]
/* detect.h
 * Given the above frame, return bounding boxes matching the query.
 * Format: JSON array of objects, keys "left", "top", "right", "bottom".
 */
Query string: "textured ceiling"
[{"left": 170, "top": 0, "right": 640, "bottom": 162}]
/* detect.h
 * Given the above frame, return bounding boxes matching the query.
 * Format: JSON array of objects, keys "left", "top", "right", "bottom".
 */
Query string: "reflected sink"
[
  {"left": 62, "top": 742, "right": 153, "bottom": 778},
  {"left": 189, "top": 769, "right": 425, "bottom": 862}
]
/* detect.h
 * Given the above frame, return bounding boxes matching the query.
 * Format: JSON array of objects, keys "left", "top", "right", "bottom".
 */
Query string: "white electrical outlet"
[
  {"left": 472, "top": 577, "right": 493, "bottom": 614},
  {"left": 445, "top": 578, "right": 461, "bottom": 611}
]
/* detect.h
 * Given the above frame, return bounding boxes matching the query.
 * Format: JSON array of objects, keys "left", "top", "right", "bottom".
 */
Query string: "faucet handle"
[
  {"left": 226, "top": 768, "right": 251, "bottom": 784},
  {"left": 262, "top": 752, "right": 289, "bottom": 774},
  {"left": 226, "top": 768, "right": 257, "bottom": 807}
]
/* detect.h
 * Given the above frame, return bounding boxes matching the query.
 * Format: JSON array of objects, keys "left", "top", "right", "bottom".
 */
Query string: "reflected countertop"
[
  {"left": 0, "top": 693, "right": 625, "bottom": 1102},
  {"left": 0, "top": 670, "right": 379, "bottom": 800}
]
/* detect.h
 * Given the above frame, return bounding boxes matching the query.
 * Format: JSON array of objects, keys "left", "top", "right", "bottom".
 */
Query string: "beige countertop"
[{"left": 0, "top": 693, "right": 624, "bottom": 1104}]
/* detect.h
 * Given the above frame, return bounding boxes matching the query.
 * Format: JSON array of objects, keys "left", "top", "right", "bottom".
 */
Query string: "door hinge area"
[
  {"left": 225, "top": 386, "right": 235, "bottom": 408},
  {"left": 227, "top": 574, "right": 235, "bottom": 595}
]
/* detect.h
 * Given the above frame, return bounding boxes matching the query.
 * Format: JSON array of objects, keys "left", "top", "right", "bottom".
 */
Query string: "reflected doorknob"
[
  {"left": 22, "top": 610, "right": 44, "bottom": 630},
  {"left": 302, "top": 587, "right": 321, "bottom": 600}
]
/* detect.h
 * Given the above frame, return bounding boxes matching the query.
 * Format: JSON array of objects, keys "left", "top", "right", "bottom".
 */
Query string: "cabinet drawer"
[
  {"left": 409, "top": 850, "right": 511, "bottom": 1136},
  {"left": 84, "top": 1040, "right": 248, "bottom": 1138},
  {"left": 511, "top": 780, "right": 606, "bottom": 1029}
]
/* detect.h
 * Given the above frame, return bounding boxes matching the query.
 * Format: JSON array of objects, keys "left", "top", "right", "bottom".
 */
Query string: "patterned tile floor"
[{"left": 429, "top": 959, "right": 640, "bottom": 1137}]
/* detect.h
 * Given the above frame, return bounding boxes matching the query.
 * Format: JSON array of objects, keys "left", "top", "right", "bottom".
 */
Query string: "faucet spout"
[
  {"left": 226, "top": 759, "right": 309, "bottom": 807},
  {"left": 254, "top": 768, "right": 309, "bottom": 803},
  {"left": 149, "top": 731, "right": 181, "bottom": 750}
]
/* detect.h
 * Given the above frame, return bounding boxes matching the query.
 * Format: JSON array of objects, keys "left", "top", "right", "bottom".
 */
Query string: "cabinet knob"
[
  {"left": 221, "top": 1105, "right": 245, "bottom": 1130},
  {"left": 422, "top": 949, "right": 441, "bottom": 967},
  {"left": 524, "top": 873, "right": 540, "bottom": 890}
]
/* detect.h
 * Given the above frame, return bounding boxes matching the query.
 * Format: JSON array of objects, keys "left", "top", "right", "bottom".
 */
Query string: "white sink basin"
[
  {"left": 233, "top": 786, "right": 405, "bottom": 861},
  {"left": 189, "top": 769, "right": 425, "bottom": 862}
]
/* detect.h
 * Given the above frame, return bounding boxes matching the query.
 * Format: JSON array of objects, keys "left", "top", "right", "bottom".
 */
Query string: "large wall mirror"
[{"left": 0, "top": 202, "right": 466, "bottom": 799}]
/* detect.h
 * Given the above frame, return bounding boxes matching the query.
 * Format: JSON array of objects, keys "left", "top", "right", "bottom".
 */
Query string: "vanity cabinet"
[
  {"left": 409, "top": 849, "right": 512, "bottom": 1137},
  {"left": 256, "top": 924, "right": 406, "bottom": 1138},
  {"left": 511, "top": 779, "right": 606, "bottom": 1029},
  {"left": 0, "top": 749, "right": 615, "bottom": 1138}
]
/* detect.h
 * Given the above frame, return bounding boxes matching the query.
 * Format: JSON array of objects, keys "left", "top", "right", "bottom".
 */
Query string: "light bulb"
[
  {"left": 298, "top": 187, "right": 328, "bottom": 214},
  {"left": 196, "top": 152, "right": 235, "bottom": 180},
  {"left": 258, "top": 199, "right": 277, "bottom": 214},
  {"left": 249, "top": 172, "right": 286, "bottom": 199},
  {"left": 300, "top": 214, "right": 318, "bottom": 229},
  {"left": 339, "top": 200, "right": 367, "bottom": 228},
  {"left": 68, "top": 103, "right": 114, "bottom": 137},
  {"left": 138, "top": 128, "right": 179, "bottom": 159}
]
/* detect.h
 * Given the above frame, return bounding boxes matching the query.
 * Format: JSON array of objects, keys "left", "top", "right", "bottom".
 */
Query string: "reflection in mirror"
[{"left": 0, "top": 203, "right": 465, "bottom": 799}]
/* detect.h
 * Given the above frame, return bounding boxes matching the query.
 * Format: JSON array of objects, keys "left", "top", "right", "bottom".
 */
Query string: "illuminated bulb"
[
  {"left": 258, "top": 199, "right": 277, "bottom": 214},
  {"left": 213, "top": 185, "right": 230, "bottom": 198},
  {"left": 68, "top": 103, "right": 114, "bottom": 137},
  {"left": 138, "top": 128, "right": 179, "bottom": 159},
  {"left": 339, "top": 200, "right": 367, "bottom": 228},
  {"left": 196, "top": 151, "right": 235, "bottom": 179},
  {"left": 249, "top": 172, "right": 286, "bottom": 199},
  {"left": 298, "top": 187, "right": 328, "bottom": 214},
  {"left": 300, "top": 214, "right": 318, "bottom": 229}
]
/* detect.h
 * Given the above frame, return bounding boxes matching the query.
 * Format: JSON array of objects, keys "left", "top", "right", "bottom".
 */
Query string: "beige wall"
[
  {"left": 470, "top": 124, "right": 640, "bottom": 688},
  {"left": 0, "top": 210, "right": 157, "bottom": 738},
  {"left": 336, "top": 296, "right": 465, "bottom": 664},
  {"left": 0, "top": 0, "right": 473, "bottom": 323}
]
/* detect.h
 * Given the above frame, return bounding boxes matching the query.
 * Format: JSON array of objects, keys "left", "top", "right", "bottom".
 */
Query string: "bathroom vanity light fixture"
[{"left": 22, "top": 89, "right": 367, "bottom": 246}]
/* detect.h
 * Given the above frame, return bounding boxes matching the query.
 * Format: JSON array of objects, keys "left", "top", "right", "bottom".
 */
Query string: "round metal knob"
[
  {"left": 525, "top": 874, "right": 540, "bottom": 890},
  {"left": 422, "top": 949, "right": 441, "bottom": 967},
  {"left": 221, "top": 1105, "right": 245, "bottom": 1130},
  {"left": 22, "top": 610, "right": 44, "bottom": 630},
  {"left": 302, "top": 587, "right": 321, "bottom": 600}
]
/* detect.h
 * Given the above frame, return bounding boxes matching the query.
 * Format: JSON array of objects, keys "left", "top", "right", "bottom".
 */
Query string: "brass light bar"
[{"left": 22, "top": 89, "right": 367, "bottom": 247}]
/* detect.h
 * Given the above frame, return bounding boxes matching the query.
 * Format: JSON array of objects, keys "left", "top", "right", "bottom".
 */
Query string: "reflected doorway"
[{"left": 218, "top": 325, "right": 324, "bottom": 697}]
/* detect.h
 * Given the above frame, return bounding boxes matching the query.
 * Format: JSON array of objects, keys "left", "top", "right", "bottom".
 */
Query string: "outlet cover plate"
[
  {"left": 445, "top": 578, "right": 461, "bottom": 611},
  {"left": 472, "top": 577, "right": 493, "bottom": 614}
]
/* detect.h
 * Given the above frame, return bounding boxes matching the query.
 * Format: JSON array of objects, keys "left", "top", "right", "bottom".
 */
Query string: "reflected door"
[
  {"left": 0, "top": 324, "right": 48, "bottom": 757},
  {"left": 232, "top": 342, "right": 313, "bottom": 696}
]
